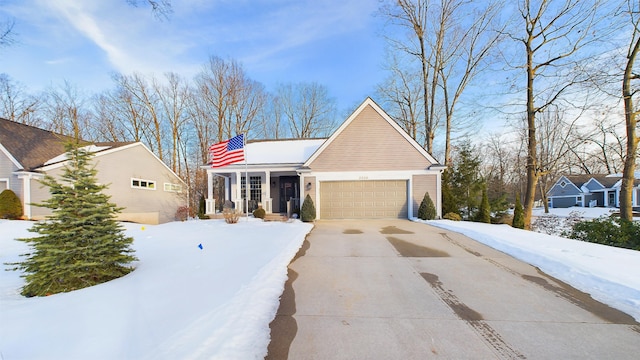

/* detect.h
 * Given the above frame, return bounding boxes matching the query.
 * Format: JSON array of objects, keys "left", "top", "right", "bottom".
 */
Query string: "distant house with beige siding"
[
  {"left": 203, "top": 97, "right": 445, "bottom": 219},
  {"left": 0, "top": 118, "right": 185, "bottom": 224}
]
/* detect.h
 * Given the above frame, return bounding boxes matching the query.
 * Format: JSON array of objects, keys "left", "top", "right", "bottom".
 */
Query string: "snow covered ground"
[
  {"left": 1, "top": 208, "right": 639, "bottom": 359},
  {"left": 0, "top": 219, "right": 313, "bottom": 360}
]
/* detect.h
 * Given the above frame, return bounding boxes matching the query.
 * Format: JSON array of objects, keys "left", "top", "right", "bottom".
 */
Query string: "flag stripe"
[{"left": 209, "top": 134, "right": 245, "bottom": 168}]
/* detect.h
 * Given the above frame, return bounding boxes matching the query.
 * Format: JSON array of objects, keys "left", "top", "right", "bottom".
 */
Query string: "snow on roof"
[
  {"left": 44, "top": 145, "right": 112, "bottom": 165},
  {"left": 244, "top": 139, "right": 325, "bottom": 165}
]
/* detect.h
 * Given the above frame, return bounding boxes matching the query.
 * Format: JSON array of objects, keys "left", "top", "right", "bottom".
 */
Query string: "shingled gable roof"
[
  {"left": 303, "top": 97, "right": 441, "bottom": 167},
  {"left": 562, "top": 174, "right": 624, "bottom": 189},
  {"left": 0, "top": 118, "right": 132, "bottom": 171}
]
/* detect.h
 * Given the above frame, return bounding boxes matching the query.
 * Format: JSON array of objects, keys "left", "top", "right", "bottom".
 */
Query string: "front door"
[{"left": 280, "top": 176, "right": 299, "bottom": 213}]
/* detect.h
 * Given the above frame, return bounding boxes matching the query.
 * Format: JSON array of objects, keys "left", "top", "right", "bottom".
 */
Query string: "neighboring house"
[
  {"left": 203, "top": 98, "right": 446, "bottom": 219},
  {"left": 547, "top": 174, "right": 640, "bottom": 209},
  {"left": 0, "top": 118, "right": 185, "bottom": 224}
]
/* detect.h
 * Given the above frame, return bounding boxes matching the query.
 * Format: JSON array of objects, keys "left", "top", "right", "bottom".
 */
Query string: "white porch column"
[
  {"left": 264, "top": 170, "right": 271, "bottom": 213},
  {"left": 224, "top": 177, "right": 230, "bottom": 201},
  {"left": 205, "top": 171, "right": 215, "bottom": 214},
  {"left": 22, "top": 174, "right": 32, "bottom": 219},
  {"left": 235, "top": 171, "right": 242, "bottom": 212},
  {"left": 207, "top": 171, "right": 213, "bottom": 200}
]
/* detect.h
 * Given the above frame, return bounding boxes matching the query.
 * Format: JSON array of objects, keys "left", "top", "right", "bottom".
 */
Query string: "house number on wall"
[{"left": 358, "top": 176, "right": 368, "bottom": 180}]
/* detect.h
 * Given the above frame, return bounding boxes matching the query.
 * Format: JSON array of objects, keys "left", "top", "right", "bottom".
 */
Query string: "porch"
[{"left": 205, "top": 170, "right": 303, "bottom": 217}]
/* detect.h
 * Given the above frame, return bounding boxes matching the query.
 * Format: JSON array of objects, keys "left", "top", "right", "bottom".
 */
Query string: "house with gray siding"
[
  {"left": 0, "top": 118, "right": 185, "bottom": 224},
  {"left": 203, "top": 97, "right": 445, "bottom": 219},
  {"left": 547, "top": 174, "right": 640, "bottom": 209}
]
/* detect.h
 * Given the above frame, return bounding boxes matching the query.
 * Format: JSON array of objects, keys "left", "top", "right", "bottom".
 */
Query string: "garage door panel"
[{"left": 320, "top": 180, "right": 408, "bottom": 219}]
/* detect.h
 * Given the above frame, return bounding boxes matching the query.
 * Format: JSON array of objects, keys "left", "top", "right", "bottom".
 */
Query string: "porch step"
[{"left": 264, "top": 213, "right": 288, "bottom": 222}]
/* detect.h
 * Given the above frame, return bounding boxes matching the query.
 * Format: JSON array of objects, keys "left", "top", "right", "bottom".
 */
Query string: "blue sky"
[{"left": 1, "top": 0, "right": 388, "bottom": 112}]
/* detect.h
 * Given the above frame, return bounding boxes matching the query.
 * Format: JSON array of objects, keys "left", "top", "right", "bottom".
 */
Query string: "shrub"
[
  {"left": 175, "top": 206, "right": 189, "bottom": 221},
  {"left": 476, "top": 188, "right": 491, "bottom": 223},
  {"left": 223, "top": 208, "right": 240, "bottom": 224},
  {"left": 532, "top": 213, "right": 562, "bottom": 235},
  {"left": 512, "top": 195, "right": 524, "bottom": 229},
  {"left": 0, "top": 189, "right": 23, "bottom": 219},
  {"left": 443, "top": 212, "right": 462, "bottom": 221},
  {"left": 566, "top": 216, "right": 640, "bottom": 250},
  {"left": 253, "top": 207, "right": 266, "bottom": 219},
  {"left": 418, "top": 192, "right": 437, "bottom": 220},
  {"left": 300, "top": 194, "right": 316, "bottom": 222},
  {"left": 197, "top": 195, "right": 206, "bottom": 219}
]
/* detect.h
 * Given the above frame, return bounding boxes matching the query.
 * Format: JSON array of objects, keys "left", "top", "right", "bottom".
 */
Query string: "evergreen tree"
[
  {"left": 441, "top": 169, "right": 459, "bottom": 215},
  {"left": 477, "top": 187, "right": 491, "bottom": 223},
  {"left": 198, "top": 194, "right": 206, "bottom": 219},
  {"left": 512, "top": 194, "right": 525, "bottom": 229},
  {"left": 418, "top": 191, "right": 437, "bottom": 220},
  {"left": 300, "top": 194, "right": 316, "bottom": 222},
  {"left": 11, "top": 143, "right": 137, "bottom": 297},
  {"left": 450, "top": 141, "right": 482, "bottom": 220}
]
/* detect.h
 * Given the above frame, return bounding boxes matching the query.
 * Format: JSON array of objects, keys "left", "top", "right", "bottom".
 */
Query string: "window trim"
[
  {"left": 131, "top": 177, "right": 156, "bottom": 190},
  {"left": 0, "top": 178, "right": 9, "bottom": 191},
  {"left": 163, "top": 183, "right": 182, "bottom": 193}
]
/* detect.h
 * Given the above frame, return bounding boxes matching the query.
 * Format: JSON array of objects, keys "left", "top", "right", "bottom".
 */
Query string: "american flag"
[{"left": 209, "top": 134, "right": 245, "bottom": 167}]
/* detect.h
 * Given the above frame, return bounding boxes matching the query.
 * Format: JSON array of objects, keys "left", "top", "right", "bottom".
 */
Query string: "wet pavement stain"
[
  {"left": 387, "top": 237, "right": 449, "bottom": 257},
  {"left": 380, "top": 225, "right": 414, "bottom": 234},
  {"left": 343, "top": 229, "right": 363, "bottom": 234},
  {"left": 421, "top": 272, "right": 526, "bottom": 359},
  {"left": 267, "top": 237, "right": 310, "bottom": 359},
  {"left": 522, "top": 271, "right": 640, "bottom": 325}
]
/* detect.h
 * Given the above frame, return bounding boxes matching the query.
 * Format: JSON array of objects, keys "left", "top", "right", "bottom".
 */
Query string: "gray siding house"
[
  {"left": 0, "top": 118, "right": 185, "bottom": 224},
  {"left": 547, "top": 174, "right": 640, "bottom": 209},
  {"left": 203, "top": 98, "right": 446, "bottom": 219}
]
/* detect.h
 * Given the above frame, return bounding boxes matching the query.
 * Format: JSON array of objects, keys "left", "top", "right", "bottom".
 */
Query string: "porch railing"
[{"left": 287, "top": 197, "right": 300, "bottom": 218}]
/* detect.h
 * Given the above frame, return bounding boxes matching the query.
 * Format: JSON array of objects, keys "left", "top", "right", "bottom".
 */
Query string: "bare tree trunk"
[{"left": 620, "top": 17, "right": 640, "bottom": 220}]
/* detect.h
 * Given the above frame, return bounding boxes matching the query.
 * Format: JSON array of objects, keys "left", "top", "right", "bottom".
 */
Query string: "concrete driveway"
[{"left": 266, "top": 220, "right": 640, "bottom": 359}]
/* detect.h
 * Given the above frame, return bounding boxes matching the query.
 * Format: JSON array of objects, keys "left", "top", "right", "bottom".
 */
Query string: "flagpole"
[{"left": 244, "top": 132, "right": 248, "bottom": 220}]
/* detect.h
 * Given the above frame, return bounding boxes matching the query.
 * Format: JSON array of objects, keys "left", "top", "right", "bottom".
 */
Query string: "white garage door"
[{"left": 320, "top": 180, "right": 408, "bottom": 219}]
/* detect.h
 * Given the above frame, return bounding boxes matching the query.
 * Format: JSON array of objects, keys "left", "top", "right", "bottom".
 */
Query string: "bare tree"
[
  {"left": 620, "top": 0, "right": 640, "bottom": 221},
  {"left": 126, "top": 0, "right": 172, "bottom": 20},
  {"left": 0, "top": 74, "right": 42, "bottom": 125},
  {"left": 376, "top": 52, "right": 424, "bottom": 143},
  {"left": 43, "top": 81, "right": 92, "bottom": 140},
  {"left": 510, "top": 0, "right": 601, "bottom": 228},
  {"left": 114, "top": 73, "right": 164, "bottom": 159},
  {"left": 154, "top": 72, "right": 190, "bottom": 173},
  {"left": 379, "top": 0, "right": 501, "bottom": 159},
  {"left": 0, "top": 17, "right": 15, "bottom": 49},
  {"left": 380, "top": 0, "right": 436, "bottom": 151},
  {"left": 276, "top": 82, "right": 337, "bottom": 138}
]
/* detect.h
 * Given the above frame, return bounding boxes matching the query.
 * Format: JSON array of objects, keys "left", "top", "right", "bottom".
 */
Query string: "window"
[
  {"left": 240, "top": 176, "right": 262, "bottom": 201},
  {"left": 131, "top": 178, "right": 156, "bottom": 190},
  {"left": 164, "top": 183, "right": 182, "bottom": 192},
  {"left": 0, "top": 178, "right": 8, "bottom": 191},
  {"left": 560, "top": 181, "right": 567, "bottom": 188}
]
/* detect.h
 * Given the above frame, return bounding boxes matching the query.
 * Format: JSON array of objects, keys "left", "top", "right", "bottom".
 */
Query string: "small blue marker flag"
[{"left": 198, "top": 243, "right": 203, "bottom": 250}]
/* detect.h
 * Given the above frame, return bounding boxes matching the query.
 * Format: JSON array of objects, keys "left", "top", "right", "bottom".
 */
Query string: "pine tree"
[
  {"left": 11, "top": 143, "right": 137, "bottom": 297},
  {"left": 477, "top": 187, "right": 491, "bottom": 223},
  {"left": 300, "top": 194, "right": 316, "bottom": 222},
  {"left": 512, "top": 194, "right": 525, "bottom": 229},
  {"left": 441, "top": 169, "right": 459, "bottom": 215},
  {"left": 418, "top": 192, "right": 437, "bottom": 220},
  {"left": 450, "top": 141, "right": 482, "bottom": 220}
]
